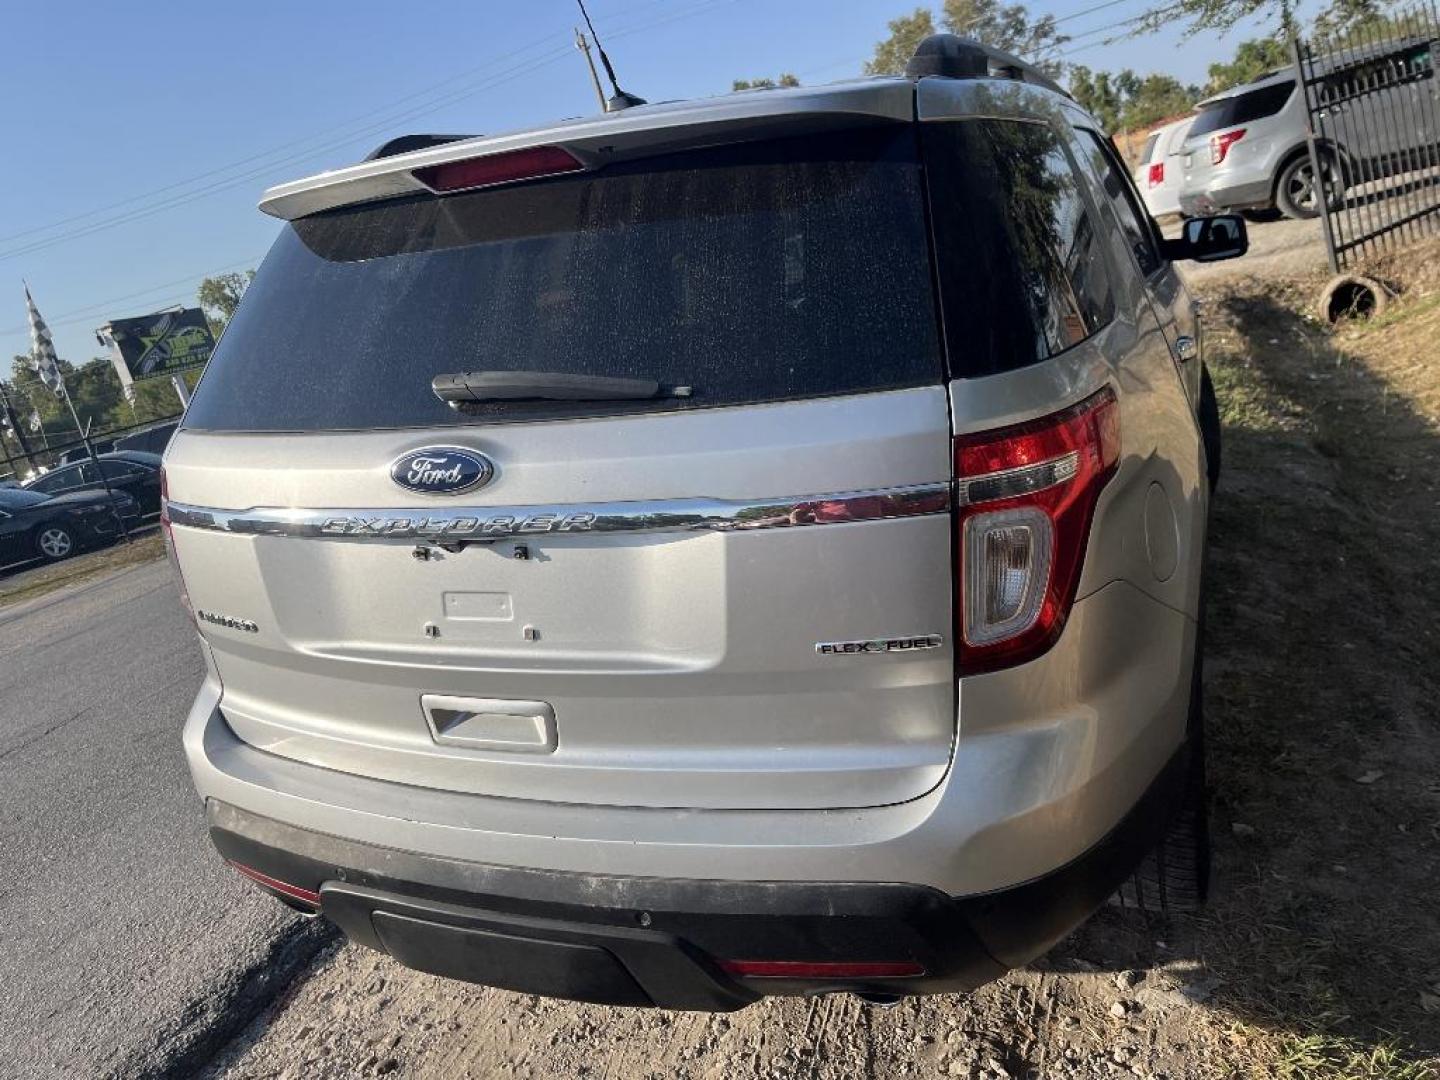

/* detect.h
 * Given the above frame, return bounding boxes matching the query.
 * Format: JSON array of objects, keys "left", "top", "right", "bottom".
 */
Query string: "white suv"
[{"left": 166, "top": 35, "right": 1246, "bottom": 1008}]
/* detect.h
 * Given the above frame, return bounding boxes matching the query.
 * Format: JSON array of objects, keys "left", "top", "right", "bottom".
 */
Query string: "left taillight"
[
  {"left": 1210, "top": 128, "right": 1246, "bottom": 165},
  {"left": 953, "top": 387, "right": 1120, "bottom": 675},
  {"left": 1147, "top": 161, "right": 1165, "bottom": 187},
  {"left": 159, "top": 465, "right": 196, "bottom": 628}
]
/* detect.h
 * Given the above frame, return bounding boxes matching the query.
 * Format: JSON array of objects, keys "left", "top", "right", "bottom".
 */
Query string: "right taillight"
[
  {"left": 159, "top": 465, "right": 197, "bottom": 629},
  {"left": 954, "top": 387, "right": 1120, "bottom": 674},
  {"left": 1147, "top": 161, "right": 1165, "bottom": 187}
]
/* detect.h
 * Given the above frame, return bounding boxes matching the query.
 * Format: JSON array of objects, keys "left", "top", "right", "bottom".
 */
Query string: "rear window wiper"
[{"left": 433, "top": 370, "right": 694, "bottom": 407}]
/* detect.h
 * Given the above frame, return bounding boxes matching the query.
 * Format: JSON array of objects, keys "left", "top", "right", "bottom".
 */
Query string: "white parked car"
[{"left": 1134, "top": 116, "right": 1193, "bottom": 218}]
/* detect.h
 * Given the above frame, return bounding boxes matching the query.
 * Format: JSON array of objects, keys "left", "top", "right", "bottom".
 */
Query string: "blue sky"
[{"left": 2, "top": 0, "right": 1297, "bottom": 366}]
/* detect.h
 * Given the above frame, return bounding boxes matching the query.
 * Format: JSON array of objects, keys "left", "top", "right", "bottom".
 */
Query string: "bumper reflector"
[
  {"left": 227, "top": 860, "right": 321, "bottom": 906},
  {"left": 719, "top": 959, "right": 925, "bottom": 979}
]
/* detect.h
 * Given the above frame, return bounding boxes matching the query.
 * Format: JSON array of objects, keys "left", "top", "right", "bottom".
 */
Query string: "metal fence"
[
  {"left": 1292, "top": 3, "right": 1440, "bottom": 270},
  {"left": 1, "top": 413, "right": 180, "bottom": 482}
]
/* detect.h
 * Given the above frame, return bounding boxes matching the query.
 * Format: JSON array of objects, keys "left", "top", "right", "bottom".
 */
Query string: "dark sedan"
[
  {"left": 24, "top": 451, "right": 163, "bottom": 516},
  {"left": 0, "top": 487, "right": 140, "bottom": 567}
]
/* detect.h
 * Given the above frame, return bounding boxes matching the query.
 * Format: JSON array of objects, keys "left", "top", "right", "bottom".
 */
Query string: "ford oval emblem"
[{"left": 390, "top": 447, "right": 495, "bottom": 496}]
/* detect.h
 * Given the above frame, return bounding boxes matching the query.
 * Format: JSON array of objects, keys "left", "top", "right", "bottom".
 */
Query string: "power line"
[
  {"left": 0, "top": 0, "right": 686, "bottom": 252},
  {"left": 0, "top": 256, "right": 265, "bottom": 338},
  {"left": 1052, "top": 0, "right": 1144, "bottom": 25},
  {"left": 1, "top": 0, "right": 737, "bottom": 264},
  {"left": 2, "top": 0, "right": 745, "bottom": 346},
  {"left": 1057, "top": 2, "right": 1187, "bottom": 55},
  {"left": 0, "top": 36, "right": 570, "bottom": 252},
  {"left": 0, "top": 45, "right": 574, "bottom": 263}
]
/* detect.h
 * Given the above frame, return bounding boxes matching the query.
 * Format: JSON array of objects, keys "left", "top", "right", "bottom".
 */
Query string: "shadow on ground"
[{"left": 1072, "top": 281, "right": 1440, "bottom": 1075}]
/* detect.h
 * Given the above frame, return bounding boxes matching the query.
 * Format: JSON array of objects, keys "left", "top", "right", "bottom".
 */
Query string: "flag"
[{"left": 24, "top": 284, "right": 64, "bottom": 397}]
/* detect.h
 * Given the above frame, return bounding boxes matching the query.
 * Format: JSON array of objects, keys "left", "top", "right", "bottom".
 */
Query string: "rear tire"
[
  {"left": 1115, "top": 740, "right": 1210, "bottom": 914},
  {"left": 1200, "top": 366, "right": 1221, "bottom": 493},
  {"left": 1115, "top": 633, "right": 1211, "bottom": 914},
  {"left": 1275, "top": 153, "right": 1342, "bottom": 220}
]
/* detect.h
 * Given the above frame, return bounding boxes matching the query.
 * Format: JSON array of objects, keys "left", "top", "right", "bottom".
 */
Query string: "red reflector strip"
[
  {"left": 413, "top": 145, "right": 583, "bottom": 193},
  {"left": 719, "top": 960, "right": 925, "bottom": 979},
  {"left": 227, "top": 860, "right": 321, "bottom": 906}
]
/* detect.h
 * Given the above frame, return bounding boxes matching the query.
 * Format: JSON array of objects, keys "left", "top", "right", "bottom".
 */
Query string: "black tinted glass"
[
  {"left": 1075, "top": 130, "right": 1162, "bottom": 278},
  {"left": 923, "top": 119, "right": 1114, "bottom": 378},
  {"left": 184, "top": 128, "right": 943, "bottom": 433},
  {"left": 1189, "top": 81, "right": 1295, "bottom": 136},
  {"left": 27, "top": 469, "right": 72, "bottom": 493}
]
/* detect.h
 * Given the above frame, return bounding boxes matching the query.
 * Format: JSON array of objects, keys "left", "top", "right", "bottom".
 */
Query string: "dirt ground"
[{"left": 202, "top": 236, "right": 1440, "bottom": 1080}]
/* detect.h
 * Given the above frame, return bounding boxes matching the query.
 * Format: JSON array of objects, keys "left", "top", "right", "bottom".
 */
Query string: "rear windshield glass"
[
  {"left": 183, "top": 127, "right": 943, "bottom": 432},
  {"left": 1189, "top": 80, "right": 1295, "bottom": 137},
  {"left": 1139, "top": 132, "right": 1161, "bottom": 164}
]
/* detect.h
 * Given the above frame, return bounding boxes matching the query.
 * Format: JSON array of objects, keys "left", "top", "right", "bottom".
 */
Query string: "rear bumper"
[
  {"left": 1179, "top": 175, "right": 1273, "bottom": 215},
  {"left": 208, "top": 743, "right": 1188, "bottom": 1008},
  {"left": 184, "top": 580, "right": 1198, "bottom": 899}
]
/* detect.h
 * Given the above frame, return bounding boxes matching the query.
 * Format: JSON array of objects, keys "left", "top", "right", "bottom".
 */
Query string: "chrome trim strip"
[{"left": 165, "top": 484, "right": 953, "bottom": 542}]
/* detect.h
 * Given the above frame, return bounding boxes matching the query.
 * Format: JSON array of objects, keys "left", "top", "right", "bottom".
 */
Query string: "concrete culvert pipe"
[{"left": 1319, "top": 274, "right": 1390, "bottom": 324}]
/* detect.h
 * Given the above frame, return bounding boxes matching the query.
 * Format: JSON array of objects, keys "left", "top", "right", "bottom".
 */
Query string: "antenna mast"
[{"left": 575, "top": 0, "right": 646, "bottom": 112}]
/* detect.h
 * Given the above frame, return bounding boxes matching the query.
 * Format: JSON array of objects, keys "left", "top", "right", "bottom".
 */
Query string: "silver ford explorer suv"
[
  {"left": 1179, "top": 35, "right": 1439, "bottom": 219},
  {"left": 168, "top": 35, "right": 1246, "bottom": 1009}
]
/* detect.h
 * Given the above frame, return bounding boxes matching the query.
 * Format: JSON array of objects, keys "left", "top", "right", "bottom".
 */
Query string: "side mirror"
[{"left": 1164, "top": 213, "right": 1249, "bottom": 263}]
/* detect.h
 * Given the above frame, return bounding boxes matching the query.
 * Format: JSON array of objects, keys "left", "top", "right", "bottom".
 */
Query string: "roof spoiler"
[{"left": 258, "top": 83, "right": 914, "bottom": 220}]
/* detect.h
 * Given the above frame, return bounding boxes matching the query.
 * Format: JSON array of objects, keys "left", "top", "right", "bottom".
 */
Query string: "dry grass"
[
  {"left": 1178, "top": 240, "right": 1440, "bottom": 1079},
  {"left": 0, "top": 528, "right": 165, "bottom": 610}
]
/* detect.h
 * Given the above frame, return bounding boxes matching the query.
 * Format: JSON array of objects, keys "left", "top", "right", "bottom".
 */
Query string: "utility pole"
[
  {"left": 0, "top": 383, "right": 38, "bottom": 473},
  {"left": 574, "top": 27, "right": 607, "bottom": 111}
]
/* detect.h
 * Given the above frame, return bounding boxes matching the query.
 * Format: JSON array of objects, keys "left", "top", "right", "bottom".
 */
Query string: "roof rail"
[{"left": 905, "top": 34, "right": 1069, "bottom": 99}]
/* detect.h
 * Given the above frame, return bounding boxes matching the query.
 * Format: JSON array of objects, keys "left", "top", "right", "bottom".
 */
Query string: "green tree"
[
  {"left": 197, "top": 270, "right": 254, "bottom": 336},
  {"left": 1311, "top": 0, "right": 1404, "bottom": 45},
  {"left": 1070, "top": 65, "right": 1124, "bottom": 130},
  {"left": 732, "top": 73, "right": 800, "bottom": 90},
  {"left": 944, "top": 0, "right": 1067, "bottom": 64},
  {"left": 1136, "top": 0, "right": 1301, "bottom": 37},
  {"left": 866, "top": 7, "right": 938, "bottom": 75},
  {"left": 1071, "top": 66, "right": 1198, "bottom": 133},
  {"left": 1205, "top": 37, "right": 1289, "bottom": 92},
  {"left": 1121, "top": 73, "right": 1199, "bottom": 127},
  {"left": 866, "top": 0, "right": 1068, "bottom": 76}
]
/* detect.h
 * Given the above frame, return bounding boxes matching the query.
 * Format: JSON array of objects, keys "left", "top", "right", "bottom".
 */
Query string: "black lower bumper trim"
[{"left": 207, "top": 743, "right": 1188, "bottom": 1009}]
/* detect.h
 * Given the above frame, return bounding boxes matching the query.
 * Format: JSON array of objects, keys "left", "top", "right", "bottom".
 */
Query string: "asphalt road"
[{"left": 0, "top": 558, "right": 329, "bottom": 1080}]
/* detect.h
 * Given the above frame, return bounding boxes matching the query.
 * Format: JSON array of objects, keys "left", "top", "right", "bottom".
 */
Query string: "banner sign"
[{"left": 103, "top": 307, "right": 214, "bottom": 386}]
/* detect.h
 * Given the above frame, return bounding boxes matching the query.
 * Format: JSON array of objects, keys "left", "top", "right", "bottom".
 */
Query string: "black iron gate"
[{"left": 1292, "top": 3, "right": 1440, "bottom": 270}]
